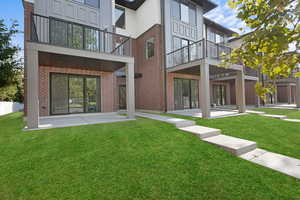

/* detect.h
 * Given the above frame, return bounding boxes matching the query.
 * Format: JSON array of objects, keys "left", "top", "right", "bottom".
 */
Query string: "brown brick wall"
[
  {"left": 134, "top": 24, "right": 165, "bottom": 111},
  {"left": 39, "top": 65, "right": 116, "bottom": 116}
]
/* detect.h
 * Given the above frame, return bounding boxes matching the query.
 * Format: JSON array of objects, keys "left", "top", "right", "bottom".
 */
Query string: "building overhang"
[{"left": 204, "top": 17, "right": 236, "bottom": 36}]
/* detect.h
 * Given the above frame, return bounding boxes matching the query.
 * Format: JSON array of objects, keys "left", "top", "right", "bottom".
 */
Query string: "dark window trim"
[{"left": 50, "top": 72, "right": 101, "bottom": 116}]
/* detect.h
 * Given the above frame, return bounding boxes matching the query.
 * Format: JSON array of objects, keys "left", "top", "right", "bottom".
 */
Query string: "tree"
[
  {"left": 0, "top": 19, "right": 23, "bottom": 102},
  {"left": 223, "top": 0, "right": 300, "bottom": 102}
]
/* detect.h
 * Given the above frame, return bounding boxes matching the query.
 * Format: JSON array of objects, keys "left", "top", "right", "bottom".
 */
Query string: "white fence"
[{"left": 0, "top": 102, "right": 24, "bottom": 116}]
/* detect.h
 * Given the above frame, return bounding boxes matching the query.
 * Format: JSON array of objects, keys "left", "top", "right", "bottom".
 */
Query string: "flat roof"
[{"left": 116, "top": 0, "right": 217, "bottom": 12}]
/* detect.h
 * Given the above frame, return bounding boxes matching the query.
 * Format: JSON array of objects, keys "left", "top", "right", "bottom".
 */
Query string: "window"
[
  {"left": 85, "top": 0, "right": 99, "bottom": 8},
  {"left": 73, "top": 0, "right": 99, "bottom": 8},
  {"left": 145, "top": 37, "right": 155, "bottom": 59},
  {"left": 171, "top": 0, "right": 197, "bottom": 25},
  {"left": 180, "top": 3, "right": 189, "bottom": 23},
  {"left": 115, "top": 6, "right": 125, "bottom": 29}
]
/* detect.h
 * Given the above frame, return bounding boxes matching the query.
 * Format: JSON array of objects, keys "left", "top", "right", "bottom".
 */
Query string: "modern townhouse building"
[{"left": 24, "top": 0, "right": 278, "bottom": 129}]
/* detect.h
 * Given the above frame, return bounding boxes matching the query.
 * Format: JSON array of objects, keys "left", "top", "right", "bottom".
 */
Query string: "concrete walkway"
[
  {"left": 136, "top": 112, "right": 300, "bottom": 179},
  {"left": 167, "top": 109, "right": 244, "bottom": 119},
  {"left": 247, "top": 110, "right": 300, "bottom": 123}
]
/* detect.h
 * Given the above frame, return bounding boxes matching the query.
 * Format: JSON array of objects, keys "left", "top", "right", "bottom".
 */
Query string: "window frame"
[
  {"left": 115, "top": 5, "right": 126, "bottom": 29},
  {"left": 171, "top": 0, "right": 197, "bottom": 25},
  {"left": 145, "top": 37, "right": 155, "bottom": 60},
  {"left": 73, "top": 0, "right": 100, "bottom": 8}
]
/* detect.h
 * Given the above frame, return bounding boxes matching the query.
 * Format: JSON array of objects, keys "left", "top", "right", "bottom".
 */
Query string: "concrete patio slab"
[
  {"left": 179, "top": 125, "right": 221, "bottom": 139},
  {"left": 26, "top": 113, "right": 134, "bottom": 130},
  {"left": 240, "top": 148, "right": 300, "bottom": 179},
  {"left": 202, "top": 135, "right": 257, "bottom": 156},
  {"left": 168, "top": 109, "right": 245, "bottom": 119},
  {"left": 259, "top": 114, "right": 287, "bottom": 120},
  {"left": 246, "top": 110, "right": 265, "bottom": 114},
  {"left": 136, "top": 112, "right": 195, "bottom": 128}
]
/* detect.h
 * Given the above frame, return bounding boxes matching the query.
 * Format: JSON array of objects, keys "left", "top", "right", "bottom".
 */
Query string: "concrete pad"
[
  {"left": 136, "top": 112, "right": 195, "bottom": 128},
  {"left": 179, "top": 125, "right": 221, "bottom": 139},
  {"left": 26, "top": 113, "right": 134, "bottom": 130},
  {"left": 259, "top": 114, "right": 287, "bottom": 120},
  {"left": 168, "top": 109, "right": 243, "bottom": 119},
  {"left": 282, "top": 118, "right": 300, "bottom": 123},
  {"left": 203, "top": 135, "right": 257, "bottom": 155},
  {"left": 240, "top": 148, "right": 300, "bottom": 179},
  {"left": 246, "top": 110, "right": 265, "bottom": 114}
]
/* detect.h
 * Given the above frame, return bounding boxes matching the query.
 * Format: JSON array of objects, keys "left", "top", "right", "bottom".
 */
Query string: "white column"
[
  {"left": 274, "top": 84, "right": 278, "bottom": 104},
  {"left": 126, "top": 62, "right": 135, "bottom": 118},
  {"left": 235, "top": 69, "right": 246, "bottom": 113},
  {"left": 296, "top": 77, "right": 300, "bottom": 108},
  {"left": 199, "top": 60, "right": 211, "bottom": 118},
  {"left": 26, "top": 47, "right": 39, "bottom": 129}
]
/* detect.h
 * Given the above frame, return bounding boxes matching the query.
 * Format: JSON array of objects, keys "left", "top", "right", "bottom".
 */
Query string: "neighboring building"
[{"left": 26, "top": 0, "right": 289, "bottom": 129}]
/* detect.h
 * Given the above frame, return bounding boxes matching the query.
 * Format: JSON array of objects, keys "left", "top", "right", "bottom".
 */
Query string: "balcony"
[
  {"left": 30, "top": 14, "right": 132, "bottom": 57},
  {"left": 166, "top": 39, "right": 232, "bottom": 68}
]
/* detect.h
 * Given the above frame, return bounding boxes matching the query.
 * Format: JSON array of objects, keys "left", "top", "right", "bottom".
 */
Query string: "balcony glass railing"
[
  {"left": 30, "top": 14, "right": 132, "bottom": 57},
  {"left": 166, "top": 39, "right": 232, "bottom": 68}
]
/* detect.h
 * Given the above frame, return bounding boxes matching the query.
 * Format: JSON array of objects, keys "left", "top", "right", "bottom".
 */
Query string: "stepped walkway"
[
  {"left": 135, "top": 112, "right": 300, "bottom": 179},
  {"left": 246, "top": 110, "right": 300, "bottom": 122}
]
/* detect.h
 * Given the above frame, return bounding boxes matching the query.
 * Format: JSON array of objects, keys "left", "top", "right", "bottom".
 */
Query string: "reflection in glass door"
[
  {"left": 212, "top": 85, "right": 226, "bottom": 106},
  {"left": 51, "top": 73, "right": 101, "bottom": 115},
  {"left": 69, "top": 76, "right": 84, "bottom": 113},
  {"left": 174, "top": 78, "right": 199, "bottom": 110}
]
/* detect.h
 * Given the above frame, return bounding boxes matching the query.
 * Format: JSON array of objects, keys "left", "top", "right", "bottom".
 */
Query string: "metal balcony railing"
[
  {"left": 166, "top": 39, "right": 232, "bottom": 68},
  {"left": 30, "top": 13, "right": 132, "bottom": 57}
]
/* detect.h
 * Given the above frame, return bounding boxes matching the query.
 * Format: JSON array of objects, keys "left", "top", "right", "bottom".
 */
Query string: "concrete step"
[
  {"left": 202, "top": 135, "right": 257, "bottom": 156},
  {"left": 246, "top": 110, "right": 265, "bottom": 114},
  {"left": 179, "top": 125, "right": 221, "bottom": 139},
  {"left": 282, "top": 118, "right": 300, "bottom": 123},
  {"left": 259, "top": 114, "right": 287, "bottom": 120},
  {"left": 136, "top": 112, "right": 195, "bottom": 128}
]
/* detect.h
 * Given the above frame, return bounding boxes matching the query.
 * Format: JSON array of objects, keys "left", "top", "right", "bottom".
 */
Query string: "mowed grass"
[
  {"left": 164, "top": 113, "right": 300, "bottom": 160},
  {"left": 252, "top": 108, "right": 300, "bottom": 119},
  {"left": 0, "top": 112, "right": 299, "bottom": 200}
]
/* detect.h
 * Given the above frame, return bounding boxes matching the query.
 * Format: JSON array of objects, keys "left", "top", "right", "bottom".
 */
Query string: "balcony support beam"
[
  {"left": 126, "top": 62, "right": 135, "bottom": 119},
  {"left": 26, "top": 46, "right": 39, "bottom": 129},
  {"left": 235, "top": 68, "right": 246, "bottom": 113},
  {"left": 199, "top": 60, "right": 211, "bottom": 118}
]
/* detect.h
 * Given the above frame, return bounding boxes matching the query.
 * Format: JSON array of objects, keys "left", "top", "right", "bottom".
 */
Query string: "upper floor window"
[
  {"left": 207, "top": 28, "right": 226, "bottom": 44},
  {"left": 145, "top": 37, "right": 155, "bottom": 59},
  {"left": 73, "top": 0, "right": 99, "bottom": 8},
  {"left": 171, "top": 0, "right": 197, "bottom": 25},
  {"left": 115, "top": 6, "right": 125, "bottom": 29}
]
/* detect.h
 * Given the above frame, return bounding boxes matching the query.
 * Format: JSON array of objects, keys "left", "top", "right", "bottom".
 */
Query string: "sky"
[{"left": 0, "top": 0, "right": 248, "bottom": 59}]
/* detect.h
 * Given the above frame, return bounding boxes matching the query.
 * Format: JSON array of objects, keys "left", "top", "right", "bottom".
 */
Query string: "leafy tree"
[
  {"left": 224, "top": 0, "right": 300, "bottom": 102},
  {"left": 0, "top": 19, "right": 23, "bottom": 102}
]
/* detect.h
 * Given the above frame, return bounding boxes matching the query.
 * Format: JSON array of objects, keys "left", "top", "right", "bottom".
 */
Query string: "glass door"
[
  {"left": 213, "top": 85, "right": 226, "bottom": 106},
  {"left": 69, "top": 76, "right": 84, "bottom": 113},
  {"left": 174, "top": 78, "right": 199, "bottom": 110},
  {"left": 85, "top": 77, "right": 101, "bottom": 112},
  {"left": 51, "top": 73, "right": 101, "bottom": 115}
]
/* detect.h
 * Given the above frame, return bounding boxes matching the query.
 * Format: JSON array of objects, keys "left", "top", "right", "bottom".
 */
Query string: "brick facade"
[{"left": 39, "top": 65, "right": 117, "bottom": 116}]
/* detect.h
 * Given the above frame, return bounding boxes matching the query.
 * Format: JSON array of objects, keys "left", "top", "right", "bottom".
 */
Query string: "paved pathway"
[
  {"left": 136, "top": 112, "right": 300, "bottom": 179},
  {"left": 247, "top": 110, "right": 300, "bottom": 123}
]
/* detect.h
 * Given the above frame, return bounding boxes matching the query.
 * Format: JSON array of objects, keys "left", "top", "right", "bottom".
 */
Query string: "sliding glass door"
[
  {"left": 51, "top": 73, "right": 101, "bottom": 115},
  {"left": 212, "top": 85, "right": 226, "bottom": 106},
  {"left": 174, "top": 78, "right": 199, "bottom": 110}
]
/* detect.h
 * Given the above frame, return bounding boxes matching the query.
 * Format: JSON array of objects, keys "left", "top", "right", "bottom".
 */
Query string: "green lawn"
[
  {"left": 164, "top": 113, "right": 300, "bottom": 160},
  {"left": 0, "top": 112, "right": 300, "bottom": 200},
  {"left": 251, "top": 108, "right": 300, "bottom": 119}
]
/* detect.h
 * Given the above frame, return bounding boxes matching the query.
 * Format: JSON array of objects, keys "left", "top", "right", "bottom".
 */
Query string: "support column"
[
  {"left": 235, "top": 69, "right": 246, "bottom": 113},
  {"left": 296, "top": 77, "right": 300, "bottom": 108},
  {"left": 199, "top": 60, "right": 211, "bottom": 118},
  {"left": 287, "top": 84, "right": 292, "bottom": 104},
  {"left": 26, "top": 47, "right": 39, "bottom": 129},
  {"left": 274, "top": 84, "right": 278, "bottom": 104},
  {"left": 126, "top": 62, "right": 135, "bottom": 118}
]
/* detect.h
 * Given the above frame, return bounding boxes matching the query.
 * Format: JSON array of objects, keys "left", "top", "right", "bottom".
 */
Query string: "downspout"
[{"left": 161, "top": 0, "right": 167, "bottom": 113}]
